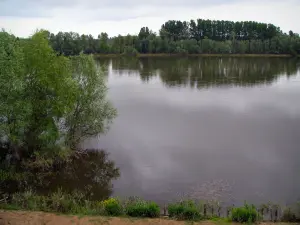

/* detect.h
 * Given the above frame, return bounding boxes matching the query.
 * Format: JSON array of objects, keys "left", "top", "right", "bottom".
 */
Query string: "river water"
[{"left": 87, "top": 57, "right": 300, "bottom": 205}]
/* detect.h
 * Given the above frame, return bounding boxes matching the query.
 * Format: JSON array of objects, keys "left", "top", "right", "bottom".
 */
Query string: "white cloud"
[{"left": 0, "top": 0, "right": 299, "bottom": 37}]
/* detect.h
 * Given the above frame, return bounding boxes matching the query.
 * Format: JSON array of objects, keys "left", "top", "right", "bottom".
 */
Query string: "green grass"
[{"left": 209, "top": 217, "right": 231, "bottom": 225}]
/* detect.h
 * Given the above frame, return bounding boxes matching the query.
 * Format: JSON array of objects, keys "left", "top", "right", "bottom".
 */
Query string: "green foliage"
[
  {"left": 11, "top": 190, "right": 48, "bottom": 211},
  {"left": 0, "top": 29, "right": 75, "bottom": 154},
  {"left": 124, "top": 198, "right": 160, "bottom": 218},
  {"left": 22, "top": 31, "right": 76, "bottom": 152},
  {"left": 8, "top": 189, "right": 100, "bottom": 215},
  {"left": 2, "top": 193, "right": 161, "bottom": 218},
  {"left": 209, "top": 217, "right": 231, "bottom": 225},
  {"left": 281, "top": 208, "right": 297, "bottom": 222},
  {"left": 231, "top": 204, "right": 260, "bottom": 223},
  {"left": 66, "top": 53, "right": 117, "bottom": 149},
  {"left": 123, "top": 46, "right": 138, "bottom": 56},
  {"left": 0, "top": 30, "right": 118, "bottom": 198},
  {"left": 168, "top": 200, "right": 203, "bottom": 220},
  {"left": 43, "top": 18, "right": 300, "bottom": 56},
  {"left": 0, "top": 30, "right": 116, "bottom": 155},
  {"left": 2, "top": 193, "right": 300, "bottom": 223},
  {"left": 102, "top": 198, "right": 123, "bottom": 216},
  {"left": 0, "top": 31, "right": 25, "bottom": 148},
  {"left": 281, "top": 203, "right": 300, "bottom": 222}
]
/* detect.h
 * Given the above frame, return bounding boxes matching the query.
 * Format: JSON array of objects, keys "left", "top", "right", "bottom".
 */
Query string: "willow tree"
[{"left": 65, "top": 53, "right": 117, "bottom": 150}]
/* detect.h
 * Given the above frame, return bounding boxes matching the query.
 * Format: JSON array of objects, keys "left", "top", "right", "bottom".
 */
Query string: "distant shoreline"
[{"left": 94, "top": 53, "right": 298, "bottom": 58}]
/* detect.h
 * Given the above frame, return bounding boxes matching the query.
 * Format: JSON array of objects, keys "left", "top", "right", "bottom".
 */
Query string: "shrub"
[
  {"left": 47, "top": 189, "right": 74, "bottom": 213},
  {"left": 281, "top": 208, "right": 297, "bottom": 222},
  {"left": 125, "top": 198, "right": 160, "bottom": 218},
  {"left": 102, "top": 198, "right": 123, "bottom": 216},
  {"left": 231, "top": 204, "right": 259, "bottom": 223},
  {"left": 11, "top": 190, "right": 48, "bottom": 211},
  {"left": 281, "top": 204, "right": 300, "bottom": 223},
  {"left": 9, "top": 189, "right": 99, "bottom": 215},
  {"left": 168, "top": 200, "right": 202, "bottom": 220}
]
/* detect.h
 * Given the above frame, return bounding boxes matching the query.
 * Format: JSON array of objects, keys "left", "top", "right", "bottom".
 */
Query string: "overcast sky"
[{"left": 0, "top": 0, "right": 299, "bottom": 37}]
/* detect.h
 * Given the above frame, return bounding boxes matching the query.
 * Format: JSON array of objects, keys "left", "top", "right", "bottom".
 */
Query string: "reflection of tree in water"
[
  {"left": 95, "top": 58, "right": 110, "bottom": 74},
  {"left": 2, "top": 149, "right": 120, "bottom": 201},
  {"left": 108, "top": 57, "right": 159, "bottom": 82},
  {"left": 109, "top": 57, "right": 299, "bottom": 88},
  {"left": 44, "top": 150, "right": 120, "bottom": 201}
]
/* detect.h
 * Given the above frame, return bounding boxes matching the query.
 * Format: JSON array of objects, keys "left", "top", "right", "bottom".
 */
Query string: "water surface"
[{"left": 87, "top": 57, "right": 300, "bottom": 205}]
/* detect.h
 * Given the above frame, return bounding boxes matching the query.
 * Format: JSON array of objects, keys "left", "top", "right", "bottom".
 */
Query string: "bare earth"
[{"left": 0, "top": 211, "right": 296, "bottom": 225}]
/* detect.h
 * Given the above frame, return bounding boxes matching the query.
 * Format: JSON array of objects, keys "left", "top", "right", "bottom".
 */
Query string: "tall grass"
[{"left": 4, "top": 189, "right": 102, "bottom": 215}]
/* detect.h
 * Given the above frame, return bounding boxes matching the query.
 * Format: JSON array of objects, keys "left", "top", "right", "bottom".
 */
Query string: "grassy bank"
[
  {"left": 93, "top": 53, "right": 297, "bottom": 58},
  {"left": 1, "top": 191, "right": 300, "bottom": 223},
  {"left": 0, "top": 211, "right": 295, "bottom": 225}
]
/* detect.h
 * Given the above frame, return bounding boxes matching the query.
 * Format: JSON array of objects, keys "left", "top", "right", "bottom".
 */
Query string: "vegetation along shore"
[
  {"left": 1, "top": 192, "right": 300, "bottom": 223},
  {"left": 47, "top": 18, "right": 300, "bottom": 56}
]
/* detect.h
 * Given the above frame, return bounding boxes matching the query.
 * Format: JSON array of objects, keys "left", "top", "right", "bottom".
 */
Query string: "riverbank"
[
  {"left": 0, "top": 211, "right": 294, "bottom": 225},
  {"left": 93, "top": 53, "right": 298, "bottom": 58}
]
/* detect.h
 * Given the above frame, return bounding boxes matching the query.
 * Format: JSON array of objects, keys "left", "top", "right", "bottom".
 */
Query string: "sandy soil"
[{"left": 0, "top": 210, "right": 296, "bottom": 225}]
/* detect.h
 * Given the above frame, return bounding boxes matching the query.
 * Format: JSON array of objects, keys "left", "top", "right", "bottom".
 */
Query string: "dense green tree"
[
  {"left": 160, "top": 20, "right": 189, "bottom": 41},
  {"left": 138, "top": 27, "right": 150, "bottom": 40},
  {"left": 0, "top": 30, "right": 77, "bottom": 155},
  {"left": 0, "top": 31, "right": 25, "bottom": 152},
  {"left": 98, "top": 32, "right": 109, "bottom": 53}
]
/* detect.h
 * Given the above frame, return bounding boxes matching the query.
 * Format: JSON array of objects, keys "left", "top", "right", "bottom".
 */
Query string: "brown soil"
[{"left": 0, "top": 211, "right": 295, "bottom": 225}]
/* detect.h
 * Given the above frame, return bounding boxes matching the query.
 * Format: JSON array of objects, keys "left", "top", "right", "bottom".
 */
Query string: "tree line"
[{"left": 43, "top": 19, "right": 300, "bottom": 56}]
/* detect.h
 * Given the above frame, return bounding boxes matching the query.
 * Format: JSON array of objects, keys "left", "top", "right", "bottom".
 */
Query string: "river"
[{"left": 86, "top": 57, "right": 300, "bottom": 205}]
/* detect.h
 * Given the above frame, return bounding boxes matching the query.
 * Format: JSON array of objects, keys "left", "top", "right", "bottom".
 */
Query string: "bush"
[
  {"left": 11, "top": 190, "right": 48, "bottom": 211},
  {"left": 9, "top": 189, "right": 99, "bottom": 215},
  {"left": 231, "top": 204, "right": 259, "bottom": 223},
  {"left": 102, "top": 198, "right": 123, "bottom": 216},
  {"left": 125, "top": 198, "right": 160, "bottom": 218},
  {"left": 168, "top": 200, "right": 202, "bottom": 220},
  {"left": 47, "top": 189, "right": 77, "bottom": 213},
  {"left": 282, "top": 208, "right": 297, "bottom": 222},
  {"left": 281, "top": 204, "right": 300, "bottom": 223}
]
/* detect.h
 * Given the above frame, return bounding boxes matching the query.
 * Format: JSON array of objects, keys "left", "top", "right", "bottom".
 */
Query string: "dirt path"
[{"left": 0, "top": 210, "right": 295, "bottom": 225}]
